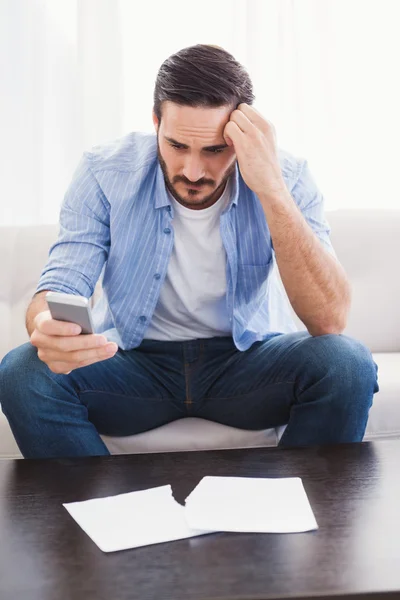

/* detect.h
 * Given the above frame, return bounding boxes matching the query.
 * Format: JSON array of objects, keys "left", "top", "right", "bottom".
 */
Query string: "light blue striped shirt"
[{"left": 36, "top": 131, "right": 336, "bottom": 351}]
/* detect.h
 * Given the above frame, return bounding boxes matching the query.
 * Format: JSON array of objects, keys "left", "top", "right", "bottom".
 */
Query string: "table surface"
[{"left": 1, "top": 441, "right": 400, "bottom": 600}]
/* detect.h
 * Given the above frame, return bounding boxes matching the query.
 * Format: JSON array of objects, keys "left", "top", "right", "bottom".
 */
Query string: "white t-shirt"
[{"left": 144, "top": 178, "right": 233, "bottom": 341}]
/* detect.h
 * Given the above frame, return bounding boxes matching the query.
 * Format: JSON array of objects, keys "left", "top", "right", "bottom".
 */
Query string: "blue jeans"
[{"left": 0, "top": 332, "right": 379, "bottom": 458}]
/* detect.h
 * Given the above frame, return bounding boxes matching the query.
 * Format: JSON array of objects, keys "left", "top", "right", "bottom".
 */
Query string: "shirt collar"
[{"left": 154, "top": 161, "right": 240, "bottom": 210}]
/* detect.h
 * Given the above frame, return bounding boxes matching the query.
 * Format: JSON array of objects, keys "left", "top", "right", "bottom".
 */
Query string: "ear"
[{"left": 152, "top": 111, "right": 159, "bottom": 133}]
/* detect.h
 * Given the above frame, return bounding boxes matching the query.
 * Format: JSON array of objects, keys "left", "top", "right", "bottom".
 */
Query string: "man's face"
[{"left": 153, "top": 101, "right": 237, "bottom": 210}]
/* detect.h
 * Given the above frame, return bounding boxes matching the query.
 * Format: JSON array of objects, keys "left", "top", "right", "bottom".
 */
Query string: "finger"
[
  {"left": 237, "top": 103, "right": 263, "bottom": 122},
  {"left": 46, "top": 361, "right": 74, "bottom": 375},
  {"left": 45, "top": 347, "right": 117, "bottom": 373},
  {"left": 223, "top": 120, "right": 243, "bottom": 147},
  {"left": 229, "top": 108, "right": 254, "bottom": 133},
  {"left": 237, "top": 103, "right": 270, "bottom": 133},
  {"left": 48, "top": 354, "right": 111, "bottom": 375},
  {"left": 38, "top": 314, "right": 82, "bottom": 337},
  {"left": 74, "top": 353, "right": 117, "bottom": 371},
  {"left": 31, "top": 330, "right": 108, "bottom": 352},
  {"left": 39, "top": 343, "right": 118, "bottom": 365}
]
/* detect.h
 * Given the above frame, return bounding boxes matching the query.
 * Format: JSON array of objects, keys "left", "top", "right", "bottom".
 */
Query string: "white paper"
[
  {"left": 63, "top": 484, "right": 212, "bottom": 553},
  {"left": 184, "top": 476, "right": 318, "bottom": 533}
]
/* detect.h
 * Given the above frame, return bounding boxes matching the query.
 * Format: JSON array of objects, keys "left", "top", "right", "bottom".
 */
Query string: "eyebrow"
[{"left": 165, "top": 136, "right": 229, "bottom": 152}]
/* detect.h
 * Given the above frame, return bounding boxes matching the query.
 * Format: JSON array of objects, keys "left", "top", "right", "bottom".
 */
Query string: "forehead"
[{"left": 161, "top": 101, "right": 233, "bottom": 142}]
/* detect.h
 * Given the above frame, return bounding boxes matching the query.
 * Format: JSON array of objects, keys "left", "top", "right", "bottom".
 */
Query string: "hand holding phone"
[{"left": 29, "top": 292, "right": 118, "bottom": 374}]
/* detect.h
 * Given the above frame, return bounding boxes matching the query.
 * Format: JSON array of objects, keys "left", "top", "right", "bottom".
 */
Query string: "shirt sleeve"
[
  {"left": 290, "top": 159, "right": 337, "bottom": 258},
  {"left": 35, "top": 153, "right": 110, "bottom": 298}
]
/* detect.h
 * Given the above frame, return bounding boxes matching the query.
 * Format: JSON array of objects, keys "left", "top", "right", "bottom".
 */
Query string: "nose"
[{"left": 182, "top": 156, "right": 206, "bottom": 183}]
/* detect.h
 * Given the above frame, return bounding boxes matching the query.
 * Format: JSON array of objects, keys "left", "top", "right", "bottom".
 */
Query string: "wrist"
[{"left": 258, "top": 186, "right": 292, "bottom": 207}]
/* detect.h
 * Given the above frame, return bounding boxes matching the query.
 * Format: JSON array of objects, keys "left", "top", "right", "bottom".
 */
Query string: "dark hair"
[{"left": 153, "top": 44, "right": 255, "bottom": 121}]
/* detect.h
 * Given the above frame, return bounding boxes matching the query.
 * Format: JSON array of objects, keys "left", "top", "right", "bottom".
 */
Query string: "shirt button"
[
  {"left": 154, "top": 273, "right": 161, "bottom": 280},
  {"left": 139, "top": 316, "right": 147, "bottom": 323},
  {"left": 166, "top": 206, "right": 171, "bottom": 212},
  {"left": 163, "top": 227, "right": 171, "bottom": 234}
]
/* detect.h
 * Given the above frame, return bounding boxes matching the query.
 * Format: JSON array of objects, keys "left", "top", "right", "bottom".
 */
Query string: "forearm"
[
  {"left": 259, "top": 190, "right": 351, "bottom": 336},
  {"left": 26, "top": 291, "right": 50, "bottom": 337}
]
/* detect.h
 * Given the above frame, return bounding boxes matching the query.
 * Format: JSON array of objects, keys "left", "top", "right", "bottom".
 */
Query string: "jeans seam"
[{"left": 184, "top": 361, "right": 192, "bottom": 408}]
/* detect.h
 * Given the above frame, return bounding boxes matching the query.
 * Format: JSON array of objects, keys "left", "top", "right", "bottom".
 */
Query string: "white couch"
[{"left": 1, "top": 210, "right": 399, "bottom": 458}]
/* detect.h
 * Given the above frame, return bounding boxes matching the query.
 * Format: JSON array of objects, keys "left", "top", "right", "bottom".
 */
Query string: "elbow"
[
  {"left": 307, "top": 322, "right": 347, "bottom": 337},
  {"left": 307, "top": 296, "right": 351, "bottom": 338},
  {"left": 303, "top": 278, "right": 352, "bottom": 337},
  {"left": 307, "top": 307, "right": 350, "bottom": 337}
]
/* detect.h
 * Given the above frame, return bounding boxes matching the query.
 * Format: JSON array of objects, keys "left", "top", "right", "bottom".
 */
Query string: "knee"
[
  {"left": 0, "top": 343, "right": 44, "bottom": 412},
  {"left": 301, "top": 334, "right": 379, "bottom": 397}
]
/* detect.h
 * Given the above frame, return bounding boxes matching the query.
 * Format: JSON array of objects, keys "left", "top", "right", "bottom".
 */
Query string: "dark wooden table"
[{"left": 1, "top": 441, "right": 400, "bottom": 600}]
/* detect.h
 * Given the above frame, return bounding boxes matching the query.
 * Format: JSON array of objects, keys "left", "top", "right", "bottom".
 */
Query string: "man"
[{"left": 0, "top": 44, "right": 379, "bottom": 459}]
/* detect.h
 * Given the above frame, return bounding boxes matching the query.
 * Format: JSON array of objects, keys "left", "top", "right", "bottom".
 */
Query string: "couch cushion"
[
  {"left": 286, "top": 210, "right": 400, "bottom": 353},
  {"left": 0, "top": 225, "right": 59, "bottom": 360},
  {"left": 363, "top": 353, "right": 400, "bottom": 440},
  {"left": 329, "top": 210, "right": 400, "bottom": 352},
  {"left": 0, "top": 411, "right": 21, "bottom": 458},
  {"left": 102, "top": 418, "right": 278, "bottom": 455}
]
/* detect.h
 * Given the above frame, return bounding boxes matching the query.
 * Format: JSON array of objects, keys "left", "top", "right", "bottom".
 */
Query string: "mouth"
[{"left": 185, "top": 182, "right": 204, "bottom": 189}]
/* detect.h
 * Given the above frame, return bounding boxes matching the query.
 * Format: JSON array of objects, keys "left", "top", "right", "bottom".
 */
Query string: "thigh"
[
  {"left": 57, "top": 340, "right": 187, "bottom": 436},
  {"left": 1, "top": 341, "right": 187, "bottom": 453},
  {"left": 196, "top": 331, "right": 312, "bottom": 430}
]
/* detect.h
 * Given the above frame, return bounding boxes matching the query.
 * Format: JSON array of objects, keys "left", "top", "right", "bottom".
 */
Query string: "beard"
[{"left": 156, "top": 136, "right": 236, "bottom": 210}]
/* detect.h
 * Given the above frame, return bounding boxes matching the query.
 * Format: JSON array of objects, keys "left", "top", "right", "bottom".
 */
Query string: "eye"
[
  {"left": 207, "top": 148, "right": 225, "bottom": 154},
  {"left": 171, "top": 144, "right": 185, "bottom": 151}
]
